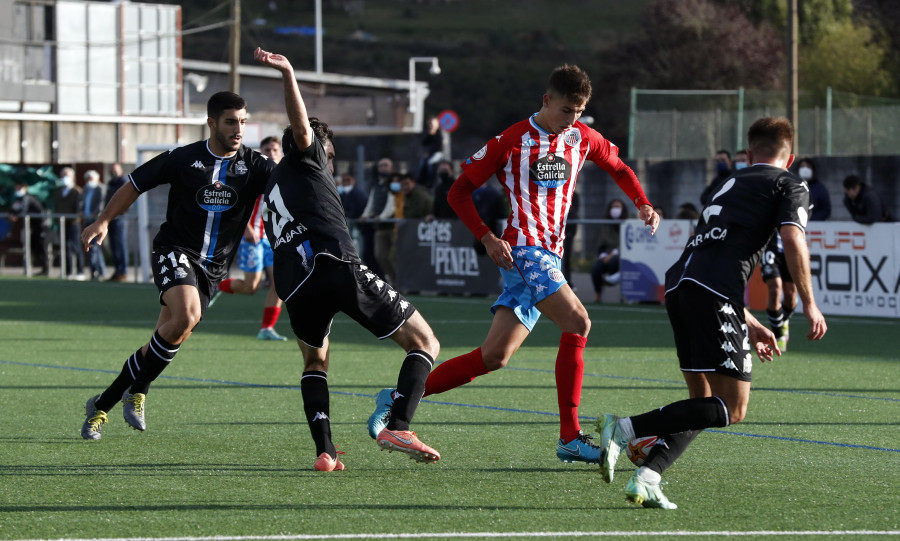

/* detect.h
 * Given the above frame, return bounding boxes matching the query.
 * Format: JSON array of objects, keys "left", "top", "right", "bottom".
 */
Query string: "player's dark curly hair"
[
  {"left": 206, "top": 91, "right": 246, "bottom": 119},
  {"left": 747, "top": 117, "right": 793, "bottom": 158},
  {"left": 548, "top": 65, "right": 592, "bottom": 103},
  {"left": 281, "top": 117, "right": 334, "bottom": 154}
]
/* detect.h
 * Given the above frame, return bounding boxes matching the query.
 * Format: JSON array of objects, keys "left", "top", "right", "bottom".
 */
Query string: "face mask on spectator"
[
  {"left": 734, "top": 161, "right": 748, "bottom": 170},
  {"left": 62, "top": 175, "right": 75, "bottom": 188},
  {"left": 798, "top": 166, "right": 813, "bottom": 180},
  {"left": 389, "top": 181, "right": 402, "bottom": 193},
  {"left": 16, "top": 188, "right": 27, "bottom": 198},
  {"left": 609, "top": 206, "right": 623, "bottom": 219},
  {"left": 715, "top": 162, "right": 729, "bottom": 173}
]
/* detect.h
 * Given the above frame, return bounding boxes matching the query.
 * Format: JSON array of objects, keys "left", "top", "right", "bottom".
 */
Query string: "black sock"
[
  {"left": 95, "top": 349, "right": 145, "bottom": 412},
  {"left": 767, "top": 308, "right": 785, "bottom": 337},
  {"left": 301, "top": 370, "right": 334, "bottom": 457},
  {"left": 129, "top": 331, "right": 180, "bottom": 395},
  {"left": 386, "top": 350, "right": 434, "bottom": 432},
  {"left": 783, "top": 306, "right": 795, "bottom": 321},
  {"left": 643, "top": 429, "right": 702, "bottom": 475},
  {"left": 631, "top": 396, "right": 730, "bottom": 437}
]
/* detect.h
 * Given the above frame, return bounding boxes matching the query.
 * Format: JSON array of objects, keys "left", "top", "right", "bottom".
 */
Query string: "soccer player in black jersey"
[
  {"left": 254, "top": 47, "right": 441, "bottom": 471},
  {"left": 79, "top": 91, "right": 276, "bottom": 440},
  {"left": 596, "top": 117, "right": 828, "bottom": 509}
]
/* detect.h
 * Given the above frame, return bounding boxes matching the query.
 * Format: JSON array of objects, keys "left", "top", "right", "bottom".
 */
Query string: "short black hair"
[
  {"left": 281, "top": 117, "right": 334, "bottom": 154},
  {"left": 548, "top": 65, "right": 592, "bottom": 103},
  {"left": 843, "top": 174, "right": 862, "bottom": 190},
  {"left": 260, "top": 135, "right": 280, "bottom": 147},
  {"left": 207, "top": 91, "right": 246, "bottom": 120}
]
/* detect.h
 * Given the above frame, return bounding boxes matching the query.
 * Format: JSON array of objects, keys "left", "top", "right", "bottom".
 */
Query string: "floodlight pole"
[{"left": 787, "top": 0, "right": 799, "bottom": 151}]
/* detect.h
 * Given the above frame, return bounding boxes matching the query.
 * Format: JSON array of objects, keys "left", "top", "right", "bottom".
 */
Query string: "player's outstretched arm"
[
  {"left": 253, "top": 47, "right": 311, "bottom": 150},
  {"left": 81, "top": 182, "right": 140, "bottom": 252},
  {"left": 781, "top": 224, "right": 827, "bottom": 341}
]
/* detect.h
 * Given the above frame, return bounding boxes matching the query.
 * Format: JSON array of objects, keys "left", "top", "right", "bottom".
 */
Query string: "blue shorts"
[
  {"left": 492, "top": 246, "right": 567, "bottom": 331},
  {"left": 237, "top": 237, "right": 274, "bottom": 273}
]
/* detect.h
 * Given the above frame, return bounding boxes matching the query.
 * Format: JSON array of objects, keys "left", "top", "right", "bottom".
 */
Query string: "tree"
[
  {"left": 606, "top": 0, "right": 785, "bottom": 91},
  {"left": 722, "top": 0, "right": 853, "bottom": 44},
  {"left": 800, "top": 20, "right": 893, "bottom": 96}
]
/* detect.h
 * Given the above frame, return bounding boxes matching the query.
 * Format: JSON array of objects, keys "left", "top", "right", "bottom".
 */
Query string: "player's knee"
[
  {"left": 412, "top": 332, "right": 440, "bottom": 361},
  {"left": 171, "top": 310, "right": 201, "bottom": 336},
  {"left": 562, "top": 309, "right": 591, "bottom": 337},
  {"left": 728, "top": 404, "right": 748, "bottom": 424},
  {"left": 481, "top": 346, "right": 512, "bottom": 370}
]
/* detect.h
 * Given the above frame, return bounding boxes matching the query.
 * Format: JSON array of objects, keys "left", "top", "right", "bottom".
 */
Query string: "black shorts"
[
  {"left": 665, "top": 282, "right": 753, "bottom": 382},
  {"left": 151, "top": 247, "right": 219, "bottom": 316},
  {"left": 761, "top": 249, "right": 792, "bottom": 283},
  {"left": 284, "top": 257, "right": 416, "bottom": 348}
]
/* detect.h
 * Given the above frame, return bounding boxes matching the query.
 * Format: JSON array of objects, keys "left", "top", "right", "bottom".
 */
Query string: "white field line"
[{"left": 11, "top": 530, "right": 900, "bottom": 541}]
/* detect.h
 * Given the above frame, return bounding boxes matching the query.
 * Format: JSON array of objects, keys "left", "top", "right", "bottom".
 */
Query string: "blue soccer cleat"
[
  {"left": 557, "top": 431, "right": 603, "bottom": 464},
  {"left": 367, "top": 388, "right": 395, "bottom": 439}
]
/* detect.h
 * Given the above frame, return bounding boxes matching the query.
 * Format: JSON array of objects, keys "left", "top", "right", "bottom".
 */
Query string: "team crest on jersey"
[
  {"left": 472, "top": 145, "right": 488, "bottom": 160},
  {"left": 563, "top": 128, "right": 582, "bottom": 147},
  {"left": 235, "top": 160, "right": 248, "bottom": 175},
  {"left": 196, "top": 182, "right": 238, "bottom": 212},
  {"left": 530, "top": 153, "right": 571, "bottom": 188},
  {"left": 548, "top": 268, "right": 564, "bottom": 283}
]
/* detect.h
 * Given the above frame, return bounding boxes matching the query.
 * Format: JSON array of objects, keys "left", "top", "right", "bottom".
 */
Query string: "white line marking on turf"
[{"left": 12, "top": 531, "right": 900, "bottom": 540}]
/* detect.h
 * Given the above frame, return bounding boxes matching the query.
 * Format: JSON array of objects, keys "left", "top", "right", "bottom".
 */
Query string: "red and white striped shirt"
[
  {"left": 247, "top": 195, "right": 265, "bottom": 240},
  {"left": 461, "top": 114, "right": 651, "bottom": 257}
]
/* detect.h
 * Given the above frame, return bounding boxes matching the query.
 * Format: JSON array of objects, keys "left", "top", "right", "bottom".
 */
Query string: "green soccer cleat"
[
  {"left": 595, "top": 413, "right": 629, "bottom": 483},
  {"left": 257, "top": 327, "right": 288, "bottom": 341},
  {"left": 81, "top": 395, "right": 108, "bottom": 440},
  {"left": 625, "top": 471, "right": 678, "bottom": 510},
  {"left": 121, "top": 390, "right": 146, "bottom": 431}
]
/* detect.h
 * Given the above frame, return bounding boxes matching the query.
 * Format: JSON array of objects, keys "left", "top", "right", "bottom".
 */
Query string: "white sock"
[
  {"left": 636, "top": 466, "right": 661, "bottom": 484},
  {"left": 619, "top": 417, "right": 636, "bottom": 442}
]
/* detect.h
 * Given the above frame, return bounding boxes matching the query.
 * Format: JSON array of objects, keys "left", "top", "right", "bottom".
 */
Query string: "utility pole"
[
  {"left": 787, "top": 0, "right": 799, "bottom": 151},
  {"left": 228, "top": 0, "right": 241, "bottom": 93}
]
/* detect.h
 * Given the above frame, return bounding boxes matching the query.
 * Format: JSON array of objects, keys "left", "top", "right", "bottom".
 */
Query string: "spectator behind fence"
[
  {"left": 700, "top": 149, "right": 733, "bottom": 207},
  {"left": 430, "top": 160, "right": 457, "bottom": 220},
  {"left": 400, "top": 172, "right": 433, "bottom": 219},
  {"left": 796, "top": 158, "right": 831, "bottom": 221},
  {"left": 55, "top": 166, "right": 86, "bottom": 280},
  {"left": 358, "top": 157, "right": 394, "bottom": 278},
  {"left": 591, "top": 198, "right": 628, "bottom": 303},
  {"left": 416, "top": 115, "right": 443, "bottom": 188},
  {"left": 82, "top": 170, "right": 106, "bottom": 281},
  {"left": 843, "top": 175, "right": 893, "bottom": 223},
  {"left": 105, "top": 163, "right": 129, "bottom": 282},
  {"left": 338, "top": 173, "right": 368, "bottom": 220},
  {"left": 732, "top": 150, "right": 749, "bottom": 171},
  {"left": 9, "top": 182, "right": 49, "bottom": 275},
  {"left": 675, "top": 202, "right": 700, "bottom": 220}
]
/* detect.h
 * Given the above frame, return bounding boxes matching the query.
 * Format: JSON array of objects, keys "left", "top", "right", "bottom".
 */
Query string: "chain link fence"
[{"left": 629, "top": 88, "right": 900, "bottom": 159}]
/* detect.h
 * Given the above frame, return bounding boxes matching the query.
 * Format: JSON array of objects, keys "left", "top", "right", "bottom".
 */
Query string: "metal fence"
[{"left": 629, "top": 87, "right": 900, "bottom": 159}]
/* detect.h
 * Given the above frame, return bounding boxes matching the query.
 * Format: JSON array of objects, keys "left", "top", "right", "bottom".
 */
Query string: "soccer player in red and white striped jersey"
[{"left": 423, "top": 65, "right": 659, "bottom": 463}]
